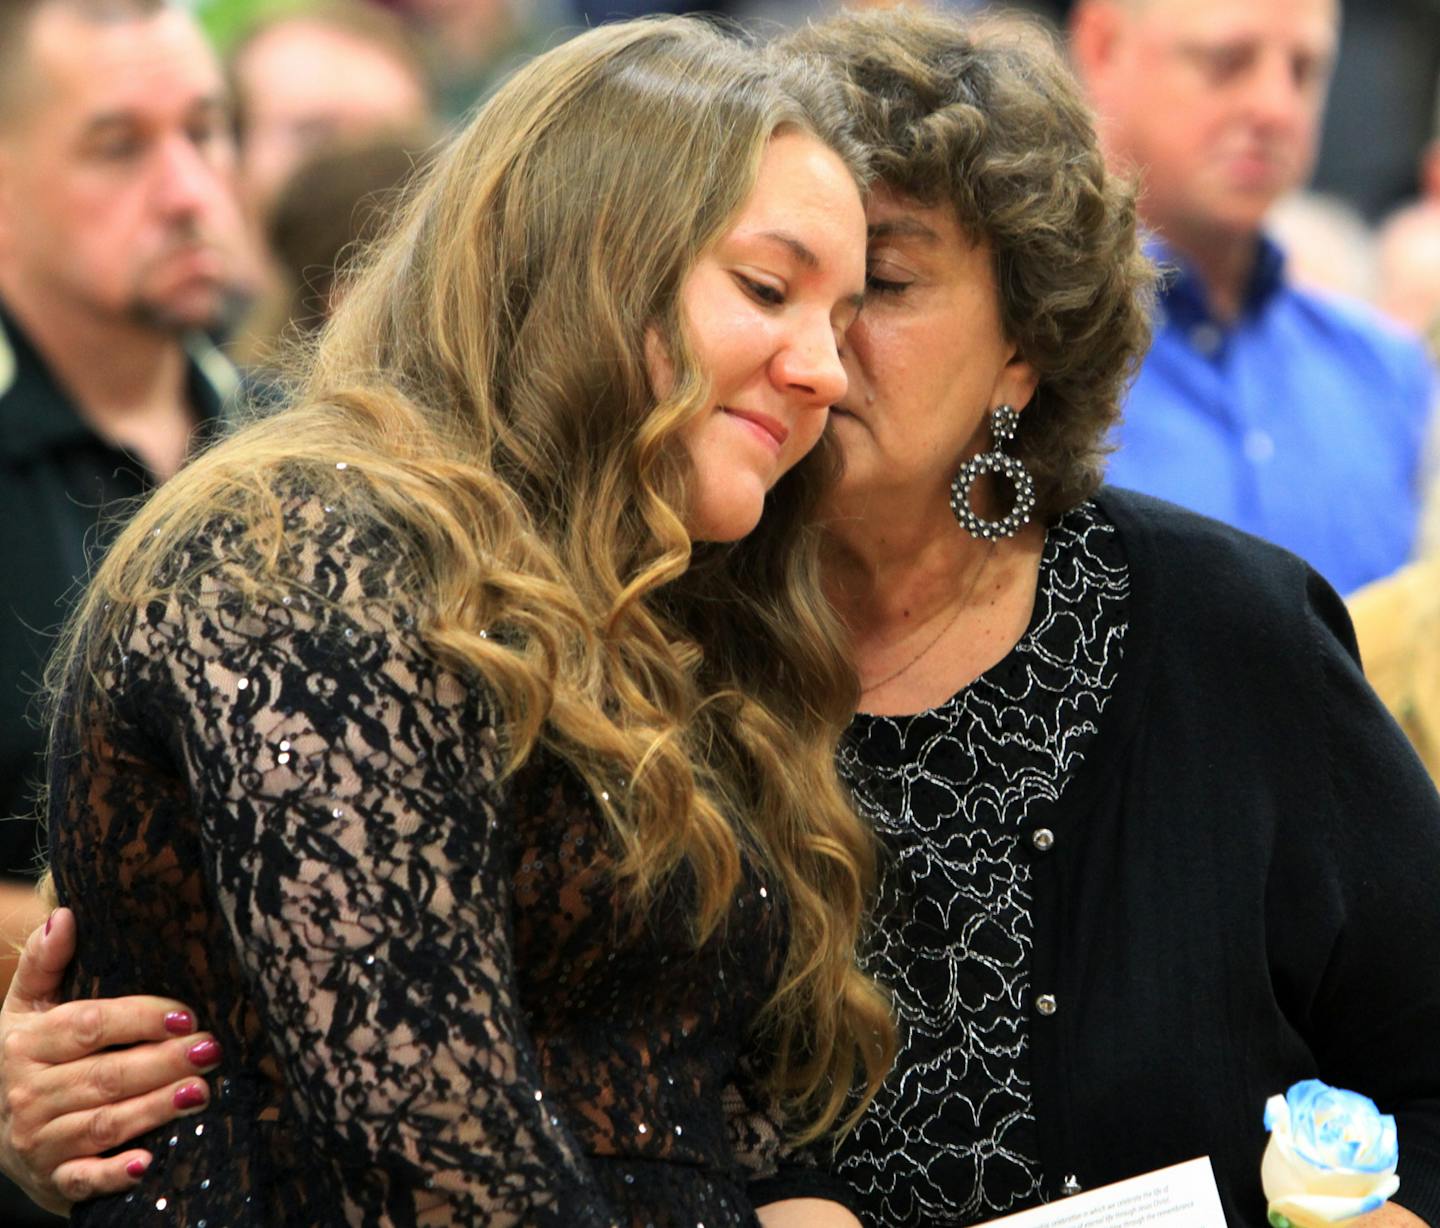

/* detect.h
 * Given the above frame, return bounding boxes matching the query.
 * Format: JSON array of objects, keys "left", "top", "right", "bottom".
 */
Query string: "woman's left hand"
[{"left": 0, "top": 908, "right": 218, "bottom": 1212}]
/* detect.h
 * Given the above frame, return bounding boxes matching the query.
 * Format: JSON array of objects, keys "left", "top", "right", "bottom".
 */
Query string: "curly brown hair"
[{"left": 782, "top": 9, "right": 1156, "bottom": 520}]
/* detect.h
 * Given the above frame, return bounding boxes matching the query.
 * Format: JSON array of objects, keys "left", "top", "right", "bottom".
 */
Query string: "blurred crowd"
[{"left": 1, "top": 0, "right": 1440, "bottom": 1220}]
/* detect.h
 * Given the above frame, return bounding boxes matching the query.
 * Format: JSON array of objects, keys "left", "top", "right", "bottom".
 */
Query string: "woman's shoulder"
[
  {"left": 1095, "top": 486, "right": 1307, "bottom": 576},
  {"left": 106, "top": 471, "right": 504, "bottom": 739},
  {"left": 74, "top": 464, "right": 435, "bottom": 723},
  {"left": 135, "top": 464, "right": 412, "bottom": 615},
  {"left": 1096, "top": 487, "right": 1331, "bottom": 601},
  {"left": 1092, "top": 485, "right": 1358, "bottom": 664}
]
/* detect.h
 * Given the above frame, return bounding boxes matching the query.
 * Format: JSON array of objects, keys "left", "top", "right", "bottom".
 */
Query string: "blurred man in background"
[
  {"left": 226, "top": 1, "right": 433, "bottom": 294},
  {"left": 1072, "top": 0, "right": 1438, "bottom": 594},
  {"left": 1375, "top": 87, "right": 1440, "bottom": 346},
  {"left": 1377, "top": 200, "right": 1440, "bottom": 344},
  {"left": 0, "top": 0, "right": 243, "bottom": 1073}
]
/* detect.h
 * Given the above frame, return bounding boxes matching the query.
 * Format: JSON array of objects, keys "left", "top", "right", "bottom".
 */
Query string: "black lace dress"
[{"left": 48, "top": 497, "right": 782, "bottom": 1228}]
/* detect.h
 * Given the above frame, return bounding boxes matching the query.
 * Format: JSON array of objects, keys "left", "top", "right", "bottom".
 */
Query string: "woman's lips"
[{"left": 723, "top": 407, "right": 789, "bottom": 453}]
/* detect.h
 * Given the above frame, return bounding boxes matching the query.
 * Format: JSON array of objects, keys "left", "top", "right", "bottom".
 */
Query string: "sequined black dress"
[{"left": 48, "top": 498, "right": 781, "bottom": 1228}]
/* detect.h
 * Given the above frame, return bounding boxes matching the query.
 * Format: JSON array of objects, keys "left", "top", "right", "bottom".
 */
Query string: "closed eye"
[
  {"left": 865, "top": 275, "right": 911, "bottom": 295},
  {"left": 736, "top": 274, "right": 785, "bottom": 307}
]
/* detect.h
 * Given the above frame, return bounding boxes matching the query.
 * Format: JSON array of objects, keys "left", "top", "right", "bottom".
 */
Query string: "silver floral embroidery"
[{"left": 833, "top": 504, "right": 1129, "bottom": 1226}]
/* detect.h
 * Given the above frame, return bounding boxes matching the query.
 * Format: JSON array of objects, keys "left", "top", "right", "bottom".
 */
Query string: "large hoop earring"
[{"left": 949, "top": 405, "right": 1036, "bottom": 540}]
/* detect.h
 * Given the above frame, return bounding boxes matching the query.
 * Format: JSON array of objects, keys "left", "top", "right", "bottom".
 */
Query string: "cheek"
[
  {"left": 843, "top": 316, "right": 880, "bottom": 379},
  {"left": 71, "top": 180, "right": 146, "bottom": 246},
  {"left": 692, "top": 309, "right": 766, "bottom": 386},
  {"left": 857, "top": 307, "right": 943, "bottom": 375},
  {"left": 857, "top": 326, "right": 928, "bottom": 416},
  {"left": 25, "top": 189, "right": 102, "bottom": 264},
  {"left": 682, "top": 276, "right": 778, "bottom": 390},
  {"left": 1181, "top": 100, "right": 1240, "bottom": 154}
]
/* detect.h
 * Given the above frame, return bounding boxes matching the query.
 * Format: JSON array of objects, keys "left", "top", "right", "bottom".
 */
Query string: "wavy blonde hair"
[{"left": 49, "top": 17, "right": 894, "bottom": 1139}]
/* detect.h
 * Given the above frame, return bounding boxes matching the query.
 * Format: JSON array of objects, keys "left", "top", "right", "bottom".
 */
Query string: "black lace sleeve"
[
  {"left": 723, "top": 1057, "right": 783, "bottom": 1183},
  {"left": 50, "top": 510, "right": 620, "bottom": 1226},
  {"left": 727, "top": 1077, "right": 864, "bottom": 1218}
]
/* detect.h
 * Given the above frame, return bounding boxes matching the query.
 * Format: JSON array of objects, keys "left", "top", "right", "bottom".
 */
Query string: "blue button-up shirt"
[{"left": 1107, "top": 235, "right": 1437, "bottom": 594}]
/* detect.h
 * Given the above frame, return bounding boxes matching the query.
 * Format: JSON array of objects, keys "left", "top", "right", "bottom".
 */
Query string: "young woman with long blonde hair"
[{"left": 4, "top": 16, "right": 892, "bottom": 1226}]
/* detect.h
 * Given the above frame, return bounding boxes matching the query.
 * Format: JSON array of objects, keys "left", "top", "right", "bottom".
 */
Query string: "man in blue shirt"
[{"left": 1070, "top": 0, "right": 1437, "bottom": 595}]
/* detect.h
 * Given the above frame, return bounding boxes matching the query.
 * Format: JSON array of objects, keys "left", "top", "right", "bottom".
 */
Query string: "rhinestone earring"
[{"left": 949, "top": 405, "right": 1036, "bottom": 540}]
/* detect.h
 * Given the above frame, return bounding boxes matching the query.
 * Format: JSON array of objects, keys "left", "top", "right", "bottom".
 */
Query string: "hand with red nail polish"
[
  {"left": 173, "top": 1084, "right": 207, "bottom": 1111},
  {"left": 187, "top": 1038, "right": 222, "bottom": 1068},
  {"left": 164, "top": 1010, "right": 196, "bottom": 1036},
  {"left": 0, "top": 908, "right": 213, "bottom": 1213}
]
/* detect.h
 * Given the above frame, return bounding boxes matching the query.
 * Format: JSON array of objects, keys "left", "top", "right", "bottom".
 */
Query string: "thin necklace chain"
[{"left": 858, "top": 542, "right": 998, "bottom": 696}]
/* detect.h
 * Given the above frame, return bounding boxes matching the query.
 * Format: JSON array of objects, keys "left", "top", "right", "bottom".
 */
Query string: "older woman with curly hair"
[
  {"left": 742, "top": 11, "right": 1440, "bottom": 1228},
  {"left": 6, "top": 9, "right": 1440, "bottom": 1228}
]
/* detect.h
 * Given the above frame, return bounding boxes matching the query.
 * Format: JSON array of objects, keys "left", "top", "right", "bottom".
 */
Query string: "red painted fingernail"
[
  {"left": 44, "top": 911, "right": 54, "bottom": 936},
  {"left": 173, "top": 1083, "right": 206, "bottom": 1110},
  {"left": 163, "top": 1010, "right": 195, "bottom": 1036},
  {"left": 125, "top": 1157, "right": 148, "bottom": 1179},
  {"left": 187, "top": 1039, "right": 222, "bottom": 1067}
]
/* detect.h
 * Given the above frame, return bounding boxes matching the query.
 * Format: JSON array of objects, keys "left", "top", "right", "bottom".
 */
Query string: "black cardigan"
[{"left": 756, "top": 487, "right": 1440, "bottom": 1227}]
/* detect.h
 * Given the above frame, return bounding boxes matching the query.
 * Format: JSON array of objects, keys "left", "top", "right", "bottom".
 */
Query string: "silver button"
[
  {"left": 1035, "top": 993, "right": 1058, "bottom": 1016},
  {"left": 1061, "top": 1174, "right": 1083, "bottom": 1196},
  {"left": 1031, "top": 827, "right": 1055, "bottom": 852}
]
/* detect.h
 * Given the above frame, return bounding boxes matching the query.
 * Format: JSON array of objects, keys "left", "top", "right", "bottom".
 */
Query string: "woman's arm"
[
  {"left": 0, "top": 909, "right": 216, "bottom": 1210},
  {"left": 10, "top": 559, "right": 618, "bottom": 1223},
  {"left": 756, "top": 1199, "right": 862, "bottom": 1227},
  {"left": 85, "top": 557, "right": 617, "bottom": 1224},
  {"left": 726, "top": 1062, "right": 867, "bottom": 1227},
  {"left": 1298, "top": 573, "right": 1440, "bottom": 1228}
]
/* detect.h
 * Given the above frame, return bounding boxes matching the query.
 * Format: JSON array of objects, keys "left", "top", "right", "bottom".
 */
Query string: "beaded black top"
[
  {"left": 49, "top": 494, "right": 781, "bottom": 1228},
  {"left": 825, "top": 503, "right": 1130, "bottom": 1226}
]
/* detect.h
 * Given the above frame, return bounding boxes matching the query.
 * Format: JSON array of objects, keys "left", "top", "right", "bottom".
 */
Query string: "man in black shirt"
[{"left": 0, "top": 0, "right": 241, "bottom": 1009}]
